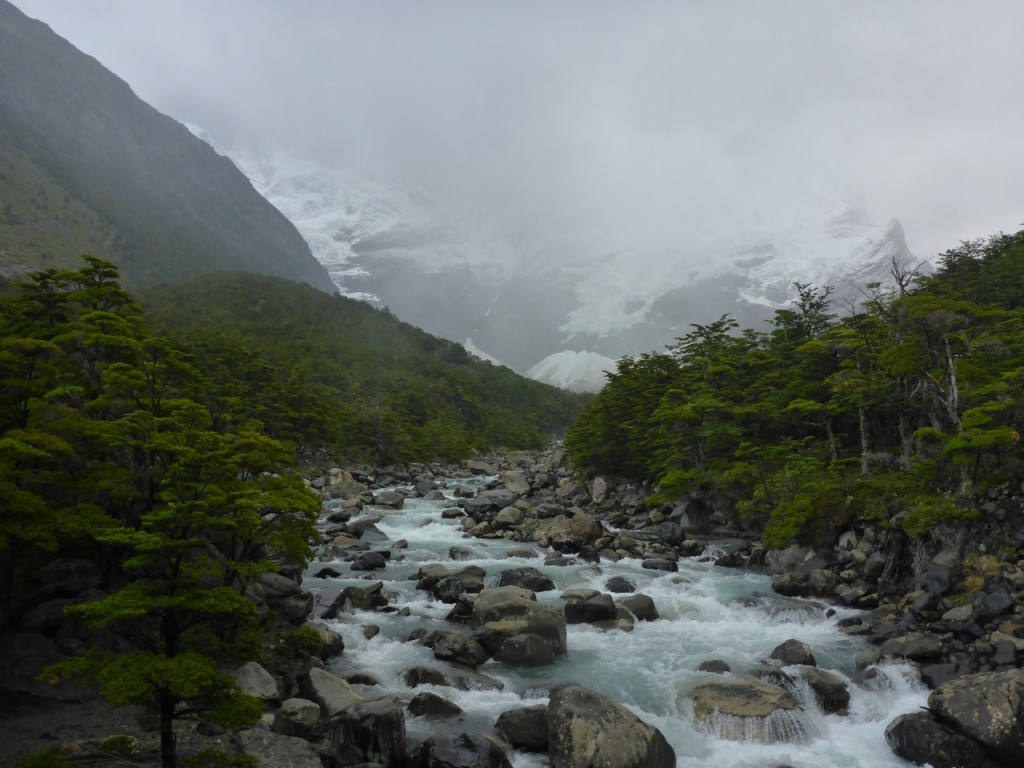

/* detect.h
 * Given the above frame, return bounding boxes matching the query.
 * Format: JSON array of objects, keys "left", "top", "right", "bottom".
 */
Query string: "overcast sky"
[{"left": 13, "top": 0, "right": 1024, "bottom": 258}]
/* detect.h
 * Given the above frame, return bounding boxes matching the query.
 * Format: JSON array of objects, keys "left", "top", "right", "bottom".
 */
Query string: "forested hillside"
[
  {"left": 138, "top": 271, "right": 589, "bottom": 462},
  {"left": 0, "top": 256, "right": 585, "bottom": 618},
  {"left": 566, "top": 230, "right": 1024, "bottom": 548}
]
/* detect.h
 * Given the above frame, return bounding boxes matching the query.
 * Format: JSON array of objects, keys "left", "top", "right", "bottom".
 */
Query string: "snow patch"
[{"left": 527, "top": 351, "right": 617, "bottom": 393}]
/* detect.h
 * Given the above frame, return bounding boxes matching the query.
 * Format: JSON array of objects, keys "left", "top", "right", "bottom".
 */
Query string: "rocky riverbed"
[{"left": 2, "top": 446, "right": 1022, "bottom": 767}]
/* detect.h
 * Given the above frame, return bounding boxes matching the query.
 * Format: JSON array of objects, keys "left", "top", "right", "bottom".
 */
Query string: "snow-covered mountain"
[{"left": 190, "top": 130, "right": 918, "bottom": 392}]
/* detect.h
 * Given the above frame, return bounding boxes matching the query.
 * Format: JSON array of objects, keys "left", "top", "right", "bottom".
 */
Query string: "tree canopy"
[{"left": 566, "top": 230, "right": 1024, "bottom": 547}]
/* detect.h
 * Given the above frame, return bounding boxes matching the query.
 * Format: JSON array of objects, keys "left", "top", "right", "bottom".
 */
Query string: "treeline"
[
  {"left": 566, "top": 230, "right": 1024, "bottom": 548},
  {"left": 138, "top": 271, "right": 588, "bottom": 462}
]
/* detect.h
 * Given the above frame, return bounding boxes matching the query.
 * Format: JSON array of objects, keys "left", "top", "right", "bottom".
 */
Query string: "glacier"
[{"left": 185, "top": 127, "right": 920, "bottom": 393}]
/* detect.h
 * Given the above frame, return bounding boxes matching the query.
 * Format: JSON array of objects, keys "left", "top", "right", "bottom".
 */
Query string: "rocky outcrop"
[{"left": 547, "top": 684, "right": 675, "bottom": 768}]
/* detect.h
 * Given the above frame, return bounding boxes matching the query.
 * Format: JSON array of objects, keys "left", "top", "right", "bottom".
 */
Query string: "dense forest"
[
  {"left": 0, "top": 257, "right": 589, "bottom": 766},
  {"left": 0, "top": 256, "right": 586, "bottom": 607},
  {"left": 566, "top": 229, "right": 1024, "bottom": 549}
]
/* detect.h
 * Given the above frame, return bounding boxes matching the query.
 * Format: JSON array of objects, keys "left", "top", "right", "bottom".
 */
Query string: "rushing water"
[{"left": 304, "top": 480, "right": 927, "bottom": 768}]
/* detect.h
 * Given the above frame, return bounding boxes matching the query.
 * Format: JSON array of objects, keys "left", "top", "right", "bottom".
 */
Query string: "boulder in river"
[
  {"left": 470, "top": 586, "right": 567, "bottom": 656},
  {"left": 497, "top": 566, "right": 556, "bottom": 593},
  {"left": 547, "top": 684, "right": 675, "bottom": 768},
  {"left": 885, "top": 711, "right": 1003, "bottom": 768},
  {"left": 690, "top": 675, "right": 810, "bottom": 743},
  {"left": 495, "top": 705, "right": 549, "bottom": 752},
  {"left": 926, "top": 668, "right": 1024, "bottom": 763}
]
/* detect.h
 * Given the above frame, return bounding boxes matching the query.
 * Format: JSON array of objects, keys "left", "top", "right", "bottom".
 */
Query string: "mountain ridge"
[{"left": 0, "top": 0, "right": 335, "bottom": 292}]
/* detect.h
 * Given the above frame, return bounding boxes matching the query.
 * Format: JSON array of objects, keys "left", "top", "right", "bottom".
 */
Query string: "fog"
[{"left": 14, "top": 0, "right": 1024, "bottom": 257}]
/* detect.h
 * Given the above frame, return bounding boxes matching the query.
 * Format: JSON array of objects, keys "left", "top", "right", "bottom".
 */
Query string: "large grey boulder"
[
  {"left": 431, "top": 628, "right": 490, "bottom": 669},
  {"left": 536, "top": 509, "right": 603, "bottom": 553},
  {"left": 885, "top": 712, "right": 1003, "bottom": 768},
  {"left": 304, "top": 667, "right": 365, "bottom": 717},
  {"left": 927, "top": 668, "right": 1024, "bottom": 763},
  {"left": 234, "top": 729, "right": 322, "bottom": 768},
  {"left": 496, "top": 566, "right": 556, "bottom": 593},
  {"left": 232, "top": 661, "right": 280, "bottom": 702},
  {"left": 770, "top": 638, "right": 817, "bottom": 667},
  {"left": 548, "top": 684, "right": 675, "bottom": 768},
  {"left": 689, "top": 675, "right": 807, "bottom": 743},
  {"left": 495, "top": 705, "right": 549, "bottom": 752},
  {"left": 470, "top": 586, "right": 567, "bottom": 656}
]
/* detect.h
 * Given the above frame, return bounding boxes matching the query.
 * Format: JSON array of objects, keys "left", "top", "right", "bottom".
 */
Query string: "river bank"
[{"left": 2, "top": 447, "right": 1022, "bottom": 767}]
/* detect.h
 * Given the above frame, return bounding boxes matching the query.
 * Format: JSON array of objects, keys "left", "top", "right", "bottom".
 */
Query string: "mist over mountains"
[
  {"left": 0, "top": 0, "right": 334, "bottom": 292},
  {"left": 196, "top": 133, "right": 918, "bottom": 391}
]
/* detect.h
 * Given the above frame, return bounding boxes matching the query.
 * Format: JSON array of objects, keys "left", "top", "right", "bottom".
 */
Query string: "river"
[{"left": 304, "top": 476, "right": 927, "bottom": 767}]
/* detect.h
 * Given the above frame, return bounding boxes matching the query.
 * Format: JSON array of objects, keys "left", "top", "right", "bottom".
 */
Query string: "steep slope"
[
  {"left": 0, "top": 1, "right": 334, "bottom": 292},
  {"left": 139, "top": 271, "right": 590, "bottom": 459}
]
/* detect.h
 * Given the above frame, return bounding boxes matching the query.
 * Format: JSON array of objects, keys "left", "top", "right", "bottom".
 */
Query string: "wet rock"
[
  {"left": 880, "top": 632, "right": 945, "bottom": 662},
  {"left": 885, "top": 712, "right": 1002, "bottom": 768},
  {"left": 697, "top": 659, "right": 731, "bottom": 674},
  {"left": 408, "top": 691, "right": 463, "bottom": 718},
  {"left": 690, "top": 676, "right": 806, "bottom": 743},
  {"left": 770, "top": 638, "right": 817, "bottom": 667},
  {"left": 641, "top": 558, "right": 678, "bottom": 572},
  {"left": 606, "top": 576, "right": 636, "bottom": 593},
  {"left": 494, "top": 633, "right": 556, "bottom": 666},
  {"left": 433, "top": 566, "right": 487, "bottom": 603},
  {"left": 794, "top": 666, "right": 850, "bottom": 715},
  {"left": 431, "top": 629, "right": 489, "bottom": 670},
  {"left": 404, "top": 666, "right": 451, "bottom": 688},
  {"left": 578, "top": 593, "right": 618, "bottom": 623},
  {"left": 927, "top": 668, "right": 1024, "bottom": 763},
  {"left": 771, "top": 572, "right": 809, "bottom": 597},
  {"left": 448, "top": 545, "right": 476, "bottom": 561},
  {"left": 470, "top": 586, "right": 567, "bottom": 656},
  {"left": 417, "top": 563, "right": 451, "bottom": 591},
  {"left": 496, "top": 567, "right": 556, "bottom": 593},
  {"left": 495, "top": 705, "right": 549, "bottom": 752},
  {"left": 548, "top": 684, "right": 675, "bottom": 768},
  {"left": 617, "top": 594, "right": 660, "bottom": 622},
  {"left": 351, "top": 550, "right": 388, "bottom": 571},
  {"left": 325, "top": 695, "right": 406, "bottom": 767}
]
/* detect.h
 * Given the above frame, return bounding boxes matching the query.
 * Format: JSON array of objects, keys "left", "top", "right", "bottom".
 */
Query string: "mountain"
[
  {"left": 0, "top": 0, "right": 334, "bottom": 292},
  {"left": 199, "top": 140, "right": 919, "bottom": 393}
]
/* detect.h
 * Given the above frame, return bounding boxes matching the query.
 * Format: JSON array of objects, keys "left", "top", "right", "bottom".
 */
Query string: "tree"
[{"left": 50, "top": 401, "right": 318, "bottom": 768}]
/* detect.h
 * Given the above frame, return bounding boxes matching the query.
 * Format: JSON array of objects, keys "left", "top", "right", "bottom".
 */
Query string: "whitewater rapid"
[{"left": 304, "top": 481, "right": 926, "bottom": 767}]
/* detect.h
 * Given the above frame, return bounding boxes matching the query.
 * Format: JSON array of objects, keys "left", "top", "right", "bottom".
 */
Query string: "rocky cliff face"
[{"left": 0, "top": 0, "right": 335, "bottom": 292}]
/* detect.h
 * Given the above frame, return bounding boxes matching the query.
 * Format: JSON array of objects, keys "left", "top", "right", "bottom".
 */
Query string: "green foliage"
[
  {"left": 138, "top": 272, "right": 587, "bottom": 463},
  {"left": 14, "top": 748, "right": 73, "bottom": 768},
  {"left": 566, "top": 229, "right": 1024, "bottom": 546},
  {"left": 0, "top": 258, "right": 322, "bottom": 768}
]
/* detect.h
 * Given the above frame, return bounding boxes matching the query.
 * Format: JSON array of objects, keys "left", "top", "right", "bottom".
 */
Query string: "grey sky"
[{"left": 13, "top": 0, "right": 1024, "bottom": 258}]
